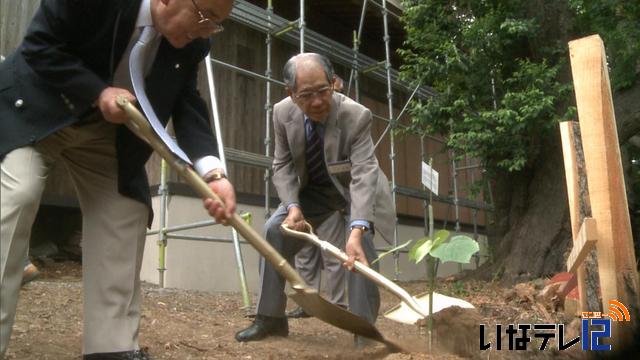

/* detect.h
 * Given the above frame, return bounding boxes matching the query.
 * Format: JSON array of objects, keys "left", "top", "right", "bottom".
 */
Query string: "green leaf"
[
  {"left": 431, "top": 230, "right": 450, "bottom": 250},
  {"left": 408, "top": 236, "right": 428, "bottom": 262},
  {"left": 410, "top": 239, "right": 433, "bottom": 264},
  {"left": 372, "top": 239, "right": 413, "bottom": 265},
  {"left": 430, "top": 235, "right": 480, "bottom": 264},
  {"left": 408, "top": 230, "right": 451, "bottom": 264}
]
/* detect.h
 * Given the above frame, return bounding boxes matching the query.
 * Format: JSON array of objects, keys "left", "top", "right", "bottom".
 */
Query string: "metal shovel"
[
  {"left": 116, "top": 97, "right": 405, "bottom": 352},
  {"left": 281, "top": 222, "right": 474, "bottom": 325}
]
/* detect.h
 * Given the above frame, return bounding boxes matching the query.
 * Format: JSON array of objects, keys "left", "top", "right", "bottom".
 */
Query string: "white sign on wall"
[{"left": 421, "top": 161, "right": 439, "bottom": 195}]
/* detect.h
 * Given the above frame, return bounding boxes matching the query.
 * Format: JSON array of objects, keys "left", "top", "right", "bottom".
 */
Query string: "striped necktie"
[{"left": 305, "top": 121, "right": 330, "bottom": 185}]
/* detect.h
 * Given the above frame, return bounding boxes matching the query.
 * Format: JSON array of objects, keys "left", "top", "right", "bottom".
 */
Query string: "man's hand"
[
  {"left": 344, "top": 228, "right": 368, "bottom": 271},
  {"left": 203, "top": 177, "right": 237, "bottom": 225},
  {"left": 283, "top": 206, "right": 306, "bottom": 231},
  {"left": 97, "top": 87, "right": 136, "bottom": 123}
]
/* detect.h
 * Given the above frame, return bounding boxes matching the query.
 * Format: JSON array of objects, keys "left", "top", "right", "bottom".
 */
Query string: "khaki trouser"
[{"left": 0, "top": 119, "right": 148, "bottom": 356}]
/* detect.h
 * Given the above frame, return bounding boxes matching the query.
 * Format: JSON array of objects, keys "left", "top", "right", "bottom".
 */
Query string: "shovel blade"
[
  {"left": 384, "top": 291, "right": 475, "bottom": 325},
  {"left": 288, "top": 288, "right": 406, "bottom": 352}
]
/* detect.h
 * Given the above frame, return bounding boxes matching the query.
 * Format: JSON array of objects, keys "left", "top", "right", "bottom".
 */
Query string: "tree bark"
[
  {"left": 486, "top": 131, "right": 573, "bottom": 282},
  {"left": 615, "top": 82, "right": 640, "bottom": 144}
]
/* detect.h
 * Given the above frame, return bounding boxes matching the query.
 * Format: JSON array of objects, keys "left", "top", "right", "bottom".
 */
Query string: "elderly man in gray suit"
[{"left": 235, "top": 53, "right": 395, "bottom": 345}]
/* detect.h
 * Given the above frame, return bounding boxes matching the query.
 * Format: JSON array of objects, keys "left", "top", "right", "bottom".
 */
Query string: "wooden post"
[
  {"left": 566, "top": 218, "right": 597, "bottom": 274},
  {"left": 559, "top": 121, "right": 589, "bottom": 313},
  {"left": 569, "top": 34, "right": 639, "bottom": 347}
]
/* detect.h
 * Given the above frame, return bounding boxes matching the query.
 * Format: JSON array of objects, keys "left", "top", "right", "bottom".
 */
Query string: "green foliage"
[
  {"left": 569, "top": 0, "right": 640, "bottom": 90},
  {"left": 399, "top": 0, "right": 639, "bottom": 172}
]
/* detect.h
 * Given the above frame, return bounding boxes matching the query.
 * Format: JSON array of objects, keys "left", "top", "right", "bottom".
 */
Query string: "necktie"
[
  {"left": 129, "top": 26, "right": 192, "bottom": 164},
  {"left": 305, "top": 121, "right": 330, "bottom": 185}
]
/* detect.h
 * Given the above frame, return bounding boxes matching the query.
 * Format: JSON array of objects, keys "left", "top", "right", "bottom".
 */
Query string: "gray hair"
[{"left": 282, "top": 53, "right": 334, "bottom": 92}]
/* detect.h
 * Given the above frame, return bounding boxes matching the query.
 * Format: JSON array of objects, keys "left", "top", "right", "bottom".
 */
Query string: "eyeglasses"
[
  {"left": 191, "top": 0, "right": 224, "bottom": 35},
  {"left": 294, "top": 85, "right": 333, "bottom": 102}
]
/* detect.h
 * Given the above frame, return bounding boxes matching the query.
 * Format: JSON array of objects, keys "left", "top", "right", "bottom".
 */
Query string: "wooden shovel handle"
[
  {"left": 116, "top": 96, "right": 306, "bottom": 288},
  {"left": 282, "top": 222, "right": 428, "bottom": 318}
]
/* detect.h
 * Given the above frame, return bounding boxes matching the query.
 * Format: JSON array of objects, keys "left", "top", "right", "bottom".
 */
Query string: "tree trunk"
[
  {"left": 481, "top": 130, "right": 573, "bottom": 282},
  {"left": 615, "top": 82, "right": 640, "bottom": 257},
  {"left": 477, "top": 82, "right": 639, "bottom": 283}
]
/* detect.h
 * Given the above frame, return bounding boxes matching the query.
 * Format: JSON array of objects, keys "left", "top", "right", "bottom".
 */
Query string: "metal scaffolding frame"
[{"left": 149, "top": 0, "right": 493, "bottom": 300}]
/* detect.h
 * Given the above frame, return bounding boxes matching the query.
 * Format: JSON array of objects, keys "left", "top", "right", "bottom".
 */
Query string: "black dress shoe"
[
  {"left": 286, "top": 307, "right": 312, "bottom": 318},
  {"left": 83, "top": 348, "right": 152, "bottom": 360},
  {"left": 235, "top": 314, "right": 288, "bottom": 342}
]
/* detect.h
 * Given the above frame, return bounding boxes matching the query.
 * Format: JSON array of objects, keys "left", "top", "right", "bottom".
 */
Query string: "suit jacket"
[
  {"left": 0, "top": 0, "right": 218, "bottom": 208},
  {"left": 272, "top": 92, "right": 396, "bottom": 243}
]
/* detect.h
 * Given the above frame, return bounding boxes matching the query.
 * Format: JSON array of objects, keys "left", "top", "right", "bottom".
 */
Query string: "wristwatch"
[
  {"left": 351, "top": 225, "right": 367, "bottom": 232},
  {"left": 203, "top": 170, "right": 227, "bottom": 182}
]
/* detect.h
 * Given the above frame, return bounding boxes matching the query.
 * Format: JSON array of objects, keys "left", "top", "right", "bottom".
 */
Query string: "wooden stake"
[
  {"left": 569, "top": 34, "right": 639, "bottom": 347},
  {"left": 566, "top": 218, "right": 597, "bottom": 274},
  {"left": 559, "top": 121, "right": 589, "bottom": 313}
]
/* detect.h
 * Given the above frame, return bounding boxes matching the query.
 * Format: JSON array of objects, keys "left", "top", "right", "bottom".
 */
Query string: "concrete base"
[{"left": 141, "top": 195, "right": 487, "bottom": 294}]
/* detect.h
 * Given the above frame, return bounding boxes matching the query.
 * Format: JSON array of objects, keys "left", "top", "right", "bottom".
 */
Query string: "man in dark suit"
[
  {"left": 235, "top": 53, "right": 395, "bottom": 345},
  {"left": 0, "top": 1, "right": 236, "bottom": 358}
]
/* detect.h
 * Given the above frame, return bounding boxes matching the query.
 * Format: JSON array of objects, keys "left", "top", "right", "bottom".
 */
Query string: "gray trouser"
[
  {"left": 294, "top": 211, "right": 347, "bottom": 307},
  {"left": 256, "top": 186, "right": 380, "bottom": 324},
  {"left": 0, "top": 120, "right": 148, "bottom": 355}
]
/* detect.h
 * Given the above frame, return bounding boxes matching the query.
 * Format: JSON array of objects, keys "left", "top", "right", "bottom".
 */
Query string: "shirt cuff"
[
  {"left": 286, "top": 203, "right": 300, "bottom": 211},
  {"left": 350, "top": 220, "right": 370, "bottom": 230},
  {"left": 193, "top": 156, "right": 224, "bottom": 177}
]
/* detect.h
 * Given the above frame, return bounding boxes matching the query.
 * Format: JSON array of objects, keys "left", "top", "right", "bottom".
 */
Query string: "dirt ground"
[{"left": 6, "top": 260, "right": 586, "bottom": 359}]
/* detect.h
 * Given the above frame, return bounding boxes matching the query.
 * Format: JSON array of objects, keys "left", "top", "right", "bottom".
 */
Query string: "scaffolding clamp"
[
  {"left": 240, "top": 211, "right": 253, "bottom": 226},
  {"left": 272, "top": 20, "right": 299, "bottom": 37},
  {"left": 156, "top": 228, "right": 168, "bottom": 247},
  {"left": 362, "top": 61, "right": 386, "bottom": 74}
]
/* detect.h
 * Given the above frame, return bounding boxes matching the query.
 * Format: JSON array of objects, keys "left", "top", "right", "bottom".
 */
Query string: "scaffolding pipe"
[
  {"left": 299, "top": 0, "right": 305, "bottom": 52},
  {"left": 450, "top": 150, "right": 461, "bottom": 233},
  {"left": 166, "top": 234, "right": 239, "bottom": 243},
  {"left": 394, "top": 82, "right": 421, "bottom": 122},
  {"left": 209, "top": 57, "right": 286, "bottom": 86},
  {"left": 272, "top": 21, "right": 297, "bottom": 37},
  {"left": 371, "top": 112, "right": 393, "bottom": 124},
  {"left": 352, "top": 31, "right": 360, "bottom": 101},
  {"left": 456, "top": 163, "right": 483, "bottom": 171},
  {"left": 264, "top": 0, "right": 274, "bottom": 219},
  {"left": 147, "top": 219, "right": 218, "bottom": 236},
  {"left": 366, "top": 0, "right": 402, "bottom": 20},
  {"left": 374, "top": 123, "right": 392, "bottom": 151},
  {"left": 347, "top": 0, "right": 368, "bottom": 98},
  {"left": 157, "top": 159, "right": 169, "bottom": 287},
  {"left": 205, "top": 54, "right": 251, "bottom": 309},
  {"left": 426, "top": 134, "right": 446, "bottom": 144},
  {"left": 229, "top": 0, "right": 437, "bottom": 99},
  {"left": 163, "top": 234, "right": 420, "bottom": 253},
  {"left": 374, "top": 82, "right": 420, "bottom": 150},
  {"left": 381, "top": 0, "right": 400, "bottom": 280},
  {"left": 420, "top": 136, "right": 430, "bottom": 237}
]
